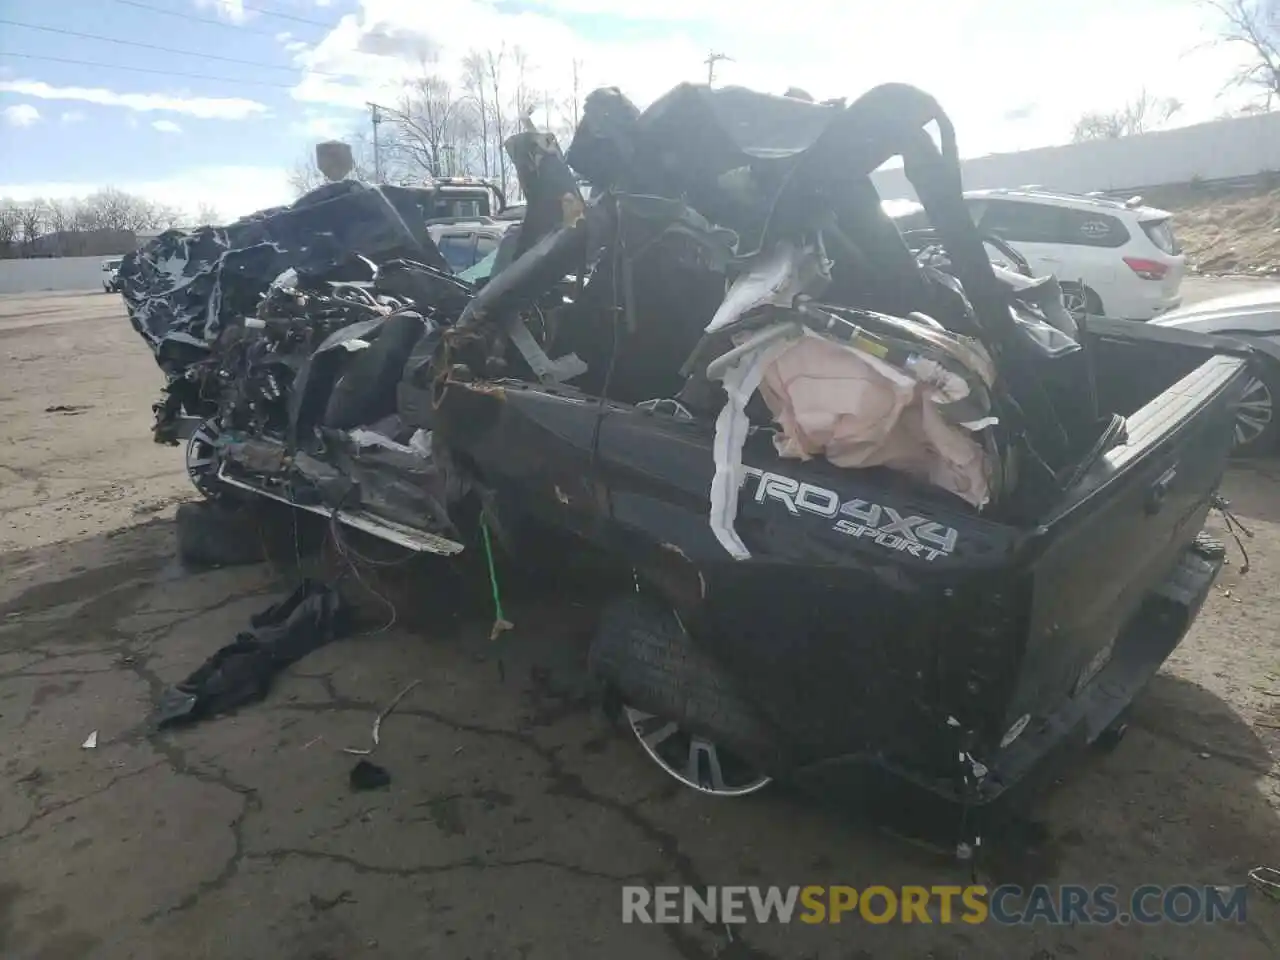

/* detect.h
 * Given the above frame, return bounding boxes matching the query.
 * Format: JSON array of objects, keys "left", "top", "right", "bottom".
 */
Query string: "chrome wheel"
[
  {"left": 1234, "top": 376, "right": 1274, "bottom": 449},
  {"left": 622, "top": 705, "right": 771, "bottom": 797},
  {"left": 185, "top": 418, "right": 224, "bottom": 498}
]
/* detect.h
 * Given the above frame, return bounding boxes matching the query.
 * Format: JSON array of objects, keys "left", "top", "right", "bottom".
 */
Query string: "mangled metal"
[{"left": 121, "top": 79, "right": 1256, "bottom": 845}]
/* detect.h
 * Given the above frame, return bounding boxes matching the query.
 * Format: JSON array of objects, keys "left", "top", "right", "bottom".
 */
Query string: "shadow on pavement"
[{"left": 0, "top": 514, "right": 1277, "bottom": 960}]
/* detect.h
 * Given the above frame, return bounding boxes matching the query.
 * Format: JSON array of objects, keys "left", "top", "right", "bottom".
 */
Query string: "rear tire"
[
  {"left": 589, "top": 591, "right": 782, "bottom": 784},
  {"left": 1230, "top": 363, "right": 1280, "bottom": 457}
]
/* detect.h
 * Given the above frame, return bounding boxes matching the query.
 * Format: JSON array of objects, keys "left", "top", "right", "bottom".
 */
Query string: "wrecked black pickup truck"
[{"left": 121, "top": 80, "right": 1253, "bottom": 847}]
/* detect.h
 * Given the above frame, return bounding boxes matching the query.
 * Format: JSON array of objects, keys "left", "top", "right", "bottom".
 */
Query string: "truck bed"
[{"left": 431, "top": 318, "right": 1252, "bottom": 811}]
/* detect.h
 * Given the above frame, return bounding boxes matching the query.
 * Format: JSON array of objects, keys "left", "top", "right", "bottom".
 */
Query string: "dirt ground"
[
  {"left": 1145, "top": 178, "right": 1280, "bottom": 275},
  {"left": 1, "top": 292, "right": 1279, "bottom": 960}
]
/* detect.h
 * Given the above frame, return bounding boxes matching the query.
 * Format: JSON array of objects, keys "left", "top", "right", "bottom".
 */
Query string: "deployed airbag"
[
  {"left": 760, "top": 332, "right": 991, "bottom": 505},
  {"left": 707, "top": 321, "right": 993, "bottom": 559}
]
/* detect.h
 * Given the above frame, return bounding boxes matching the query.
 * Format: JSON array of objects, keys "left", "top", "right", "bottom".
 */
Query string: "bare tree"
[
  {"left": 150, "top": 203, "right": 185, "bottom": 231},
  {"left": 67, "top": 187, "right": 178, "bottom": 232},
  {"left": 1071, "top": 89, "right": 1184, "bottom": 141},
  {"left": 287, "top": 160, "right": 325, "bottom": 196},
  {"left": 0, "top": 201, "right": 20, "bottom": 257},
  {"left": 194, "top": 202, "right": 222, "bottom": 226},
  {"left": 46, "top": 198, "right": 75, "bottom": 234},
  {"left": 569, "top": 57, "right": 583, "bottom": 130},
  {"left": 45, "top": 198, "right": 81, "bottom": 255},
  {"left": 17, "top": 202, "right": 45, "bottom": 253},
  {"left": 512, "top": 44, "right": 538, "bottom": 128},
  {"left": 1203, "top": 0, "right": 1280, "bottom": 109},
  {"left": 80, "top": 187, "right": 137, "bottom": 232},
  {"left": 462, "top": 51, "right": 493, "bottom": 178},
  {"left": 485, "top": 44, "right": 511, "bottom": 196},
  {"left": 0, "top": 190, "right": 191, "bottom": 256},
  {"left": 281, "top": 43, "right": 573, "bottom": 198},
  {"left": 451, "top": 98, "right": 484, "bottom": 177},
  {"left": 386, "top": 56, "right": 470, "bottom": 179}
]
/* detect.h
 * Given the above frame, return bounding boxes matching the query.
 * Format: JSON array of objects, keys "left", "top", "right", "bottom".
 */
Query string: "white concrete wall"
[
  {"left": 872, "top": 110, "right": 1280, "bottom": 200},
  {"left": 0, "top": 257, "right": 110, "bottom": 295}
]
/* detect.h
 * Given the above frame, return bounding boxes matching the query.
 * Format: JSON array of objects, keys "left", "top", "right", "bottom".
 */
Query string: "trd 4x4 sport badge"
[{"left": 741, "top": 467, "right": 959, "bottom": 561}]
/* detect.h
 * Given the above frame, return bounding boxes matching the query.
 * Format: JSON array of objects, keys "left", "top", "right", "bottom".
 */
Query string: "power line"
[
  {"left": 231, "top": 0, "right": 340, "bottom": 29},
  {"left": 0, "top": 52, "right": 300, "bottom": 89},
  {"left": 109, "top": 0, "right": 329, "bottom": 39},
  {"left": 0, "top": 17, "right": 349, "bottom": 79}
]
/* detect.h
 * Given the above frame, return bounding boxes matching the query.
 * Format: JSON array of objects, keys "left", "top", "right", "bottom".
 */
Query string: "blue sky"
[
  {"left": 0, "top": 0, "right": 1257, "bottom": 220},
  {"left": 0, "top": 0, "right": 360, "bottom": 216}
]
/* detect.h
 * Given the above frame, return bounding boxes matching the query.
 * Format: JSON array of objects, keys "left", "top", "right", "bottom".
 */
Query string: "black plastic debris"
[
  {"left": 119, "top": 179, "right": 453, "bottom": 359},
  {"left": 154, "top": 579, "right": 350, "bottom": 728},
  {"left": 349, "top": 759, "right": 391, "bottom": 791}
]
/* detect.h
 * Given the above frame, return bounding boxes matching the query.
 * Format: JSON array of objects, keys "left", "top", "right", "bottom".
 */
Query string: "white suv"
[
  {"left": 963, "top": 188, "right": 1185, "bottom": 320},
  {"left": 890, "top": 188, "right": 1186, "bottom": 320},
  {"left": 101, "top": 257, "right": 123, "bottom": 293}
]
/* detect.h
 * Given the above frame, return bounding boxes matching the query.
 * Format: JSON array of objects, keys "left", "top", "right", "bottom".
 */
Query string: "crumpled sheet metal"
[
  {"left": 704, "top": 239, "right": 828, "bottom": 334},
  {"left": 119, "top": 179, "right": 450, "bottom": 361}
]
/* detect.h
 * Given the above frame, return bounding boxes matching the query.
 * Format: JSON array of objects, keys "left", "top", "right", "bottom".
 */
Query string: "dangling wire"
[
  {"left": 1213, "top": 494, "right": 1255, "bottom": 575},
  {"left": 325, "top": 485, "right": 405, "bottom": 636}
]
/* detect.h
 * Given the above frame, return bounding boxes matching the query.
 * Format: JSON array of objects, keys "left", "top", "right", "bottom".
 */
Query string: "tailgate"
[{"left": 1004, "top": 353, "right": 1248, "bottom": 724}]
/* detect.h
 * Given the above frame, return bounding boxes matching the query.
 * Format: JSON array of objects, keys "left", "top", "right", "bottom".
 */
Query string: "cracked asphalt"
[{"left": 2, "top": 292, "right": 1280, "bottom": 960}]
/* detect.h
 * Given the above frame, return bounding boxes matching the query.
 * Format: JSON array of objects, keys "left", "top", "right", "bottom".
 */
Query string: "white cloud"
[
  {"left": 289, "top": 1, "right": 700, "bottom": 112},
  {"left": 196, "top": 0, "right": 248, "bottom": 24},
  {"left": 152, "top": 119, "right": 183, "bottom": 134},
  {"left": 0, "top": 79, "right": 267, "bottom": 120},
  {"left": 3, "top": 104, "right": 40, "bottom": 127},
  {"left": 276, "top": 31, "right": 293, "bottom": 42},
  {"left": 285, "top": 40, "right": 310, "bottom": 53},
  {"left": 0, "top": 165, "right": 294, "bottom": 220},
  {"left": 60, "top": 110, "right": 86, "bottom": 124},
  {"left": 287, "top": 0, "right": 1258, "bottom": 156},
  {"left": 291, "top": 115, "right": 355, "bottom": 139}
]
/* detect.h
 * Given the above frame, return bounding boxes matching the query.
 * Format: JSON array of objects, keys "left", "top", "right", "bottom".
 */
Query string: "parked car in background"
[
  {"left": 1152, "top": 286, "right": 1280, "bottom": 454},
  {"left": 101, "top": 257, "right": 123, "bottom": 293},
  {"left": 456, "top": 223, "right": 523, "bottom": 286},
  {"left": 427, "top": 219, "right": 515, "bottom": 273},
  {"left": 889, "top": 188, "right": 1186, "bottom": 321}
]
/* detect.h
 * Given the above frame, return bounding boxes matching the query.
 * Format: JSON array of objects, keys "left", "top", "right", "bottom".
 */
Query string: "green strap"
[{"left": 480, "top": 516, "right": 512, "bottom": 640}]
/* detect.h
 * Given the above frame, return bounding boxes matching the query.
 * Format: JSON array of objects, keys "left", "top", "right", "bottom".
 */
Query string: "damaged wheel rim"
[
  {"left": 1233, "top": 377, "right": 1272, "bottom": 447},
  {"left": 1062, "top": 288, "right": 1088, "bottom": 319},
  {"left": 186, "top": 418, "right": 224, "bottom": 498},
  {"left": 622, "top": 705, "right": 771, "bottom": 797}
]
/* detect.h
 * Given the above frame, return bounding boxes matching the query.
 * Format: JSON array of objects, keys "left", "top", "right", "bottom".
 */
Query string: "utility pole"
[
  {"left": 704, "top": 50, "right": 733, "bottom": 86},
  {"left": 367, "top": 101, "right": 384, "bottom": 182}
]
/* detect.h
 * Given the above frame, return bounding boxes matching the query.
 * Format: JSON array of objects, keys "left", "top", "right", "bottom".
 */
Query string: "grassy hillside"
[{"left": 1140, "top": 177, "right": 1280, "bottom": 275}]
